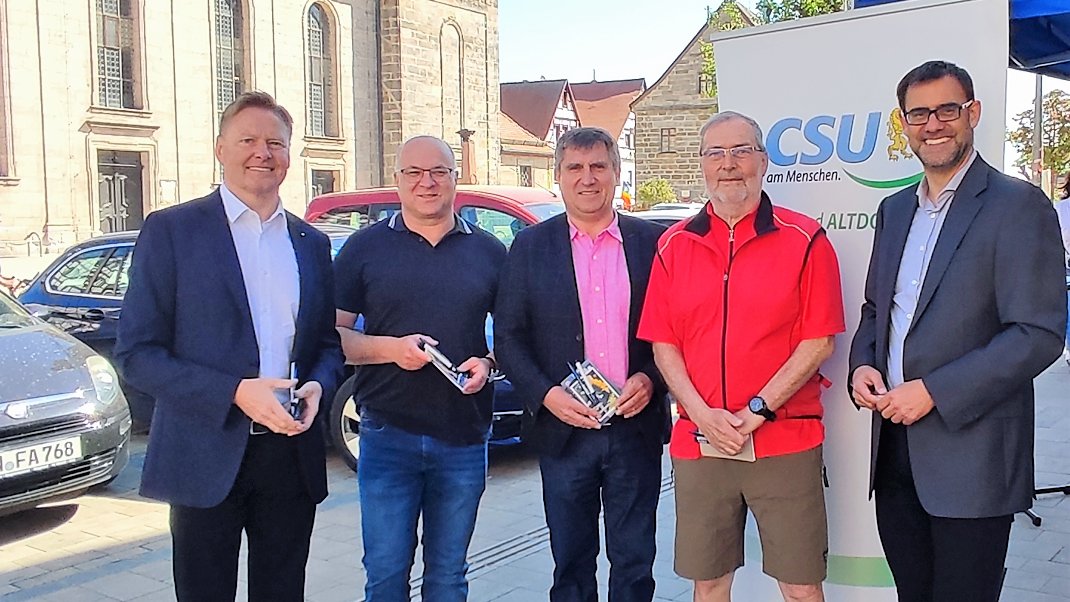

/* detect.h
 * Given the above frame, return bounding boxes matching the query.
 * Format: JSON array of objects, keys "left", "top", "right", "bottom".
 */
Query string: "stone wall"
[{"left": 381, "top": 0, "right": 499, "bottom": 184}]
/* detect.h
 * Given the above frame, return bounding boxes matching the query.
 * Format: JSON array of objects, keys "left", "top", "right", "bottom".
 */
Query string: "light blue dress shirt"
[{"left": 887, "top": 151, "right": 977, "bottom": 388}]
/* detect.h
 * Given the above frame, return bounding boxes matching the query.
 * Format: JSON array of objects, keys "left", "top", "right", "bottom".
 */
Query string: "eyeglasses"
[
  {"left": 700, "top": 145, "right": 764, "bottom": 162},
  {"left": 903, "top": 100, "right": 974, "bottom": 126},
  {"left": 397, "top": 167, "right": 455, "bottom": 182}
]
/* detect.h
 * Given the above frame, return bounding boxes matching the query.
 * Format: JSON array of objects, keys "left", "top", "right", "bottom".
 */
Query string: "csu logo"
[
  {"left": 765, "top": 110, "right": 922, "bottom": 189},
  {"left": 766, "top": 112, "right": 882, "bottom": 167}
]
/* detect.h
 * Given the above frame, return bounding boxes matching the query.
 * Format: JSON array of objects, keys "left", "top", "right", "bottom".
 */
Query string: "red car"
[{"left": 305, "top": 185, "right": 565, "bottom": 248}]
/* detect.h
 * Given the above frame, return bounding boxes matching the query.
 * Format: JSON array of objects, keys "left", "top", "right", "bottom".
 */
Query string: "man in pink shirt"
[{"left": 496, "top": 127, "right": 670, "bottom": 602}]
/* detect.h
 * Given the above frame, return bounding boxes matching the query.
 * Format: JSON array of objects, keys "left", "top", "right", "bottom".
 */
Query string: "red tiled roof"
[
  {"left": 500, "top": 112, "right": 554, "bottom": 157},
  {"left": 570, "top": 79, "right": 645, "bottom": 102},
  {"left": 571, "top": 79, "right": 646, "bottom": 139},
  {"left": 501, "top": 79, "right": 569, "bottom": 140}
]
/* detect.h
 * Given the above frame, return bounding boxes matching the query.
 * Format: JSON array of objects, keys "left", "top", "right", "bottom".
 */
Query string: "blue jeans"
[
  {"left": 540, "top": 426, "right": 662, "bottom": 602},
  {"left": 358, "top": 412, "right": 487, "bottom": 602}
]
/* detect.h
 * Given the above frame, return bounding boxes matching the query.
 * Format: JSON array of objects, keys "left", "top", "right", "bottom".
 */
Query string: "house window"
[
  {"left": 215, "top": 0, "right": 245, "bottom": 117},
  {"left": 699, "top": 73, "right": 715, "bottom": 97},
  {"left": 659, "top": 128, "right": 676, "bottom": 153},
  {"left": 519, "top": 165, "right": 532, "bottom": 187},
  {"left": 311, "top": 169, "right": 337, "bottom": 197},
  {"left": 306, "top": 4, "right": 337, "bottom": 137},
  {"left": 555, "top": 122, "right": 573, "bottom": 142},
  {"left": 95, "top": 0, "right": 141, "bottom": 109},
  {"left": 624, "top": 131, "right": 633, "bottom": 149}
]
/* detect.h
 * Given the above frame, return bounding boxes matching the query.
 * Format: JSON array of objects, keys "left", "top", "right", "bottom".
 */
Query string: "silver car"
[{"left": 0, "top": 291, "right": 131, "bottom": 517}]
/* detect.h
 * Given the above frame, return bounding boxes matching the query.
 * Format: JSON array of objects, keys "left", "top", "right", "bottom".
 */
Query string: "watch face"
[{"left": 749, "top": 397, "right": 764, "bottom": 412}]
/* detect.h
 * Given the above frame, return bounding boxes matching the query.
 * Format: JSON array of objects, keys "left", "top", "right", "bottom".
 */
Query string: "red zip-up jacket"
[{"left": 638, "top": 194, "right": 845, "bottom": 459}]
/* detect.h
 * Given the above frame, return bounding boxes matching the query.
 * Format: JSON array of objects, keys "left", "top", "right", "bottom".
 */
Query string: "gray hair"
[
  {"left": 554, "top": 127, "right": 621, "bottom": 173},
  {"left": 394, "top": 135, "right": 457, "bottom": 173},
  {"left": 698, "top": 111, "right": 766, "bottom": 152}
]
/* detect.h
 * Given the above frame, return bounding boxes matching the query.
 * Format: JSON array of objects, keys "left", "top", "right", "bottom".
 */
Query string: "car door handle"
[{"left": 83, "top": 308, "right": 106, "bottom": 322}]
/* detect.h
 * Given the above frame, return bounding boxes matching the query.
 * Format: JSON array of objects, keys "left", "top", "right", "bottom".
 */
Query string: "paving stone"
[
  {"left": 1004, "top": 568, "right": 1053, "bottom": 592},
  {"left": 11, "top": 565, "right": 80, "bottom": 589},
  {"left": 1023, "top": 559, "right": 1070, "bottom": 580},
  {"left": 81, "top": 572, "right": 169, "bottom": 601},
  {"left": 127, "top": 586, "right": 177, "bottom": 602},
  {"left": 1009, "top": 539, "right": 1065, "bottom": 562},
  {"left": 34, "top": 585, "right": 113, "bottom": 602},
  {"left": 1041, "top": 577, "right": 1070, "bottom": 597},
  {"left": 1000, "top": 588, "right": 1070, "bottom": 602},
  {"left": 128, "top": 560, "right": 174, "bottom": 583},
  {"left": 306, "top": 583, "right": 360, "bottom": 602}
]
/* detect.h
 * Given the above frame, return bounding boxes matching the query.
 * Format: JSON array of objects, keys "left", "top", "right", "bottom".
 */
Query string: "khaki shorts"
[{"left": 671, "top": 445, "right": 828, "bottom": 585}]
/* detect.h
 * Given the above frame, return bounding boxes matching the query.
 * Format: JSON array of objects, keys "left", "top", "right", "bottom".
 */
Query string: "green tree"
[
  {"left": 698, "top": 1, "right": 753, "bottom": 99},
  {"left": 1007, "top": 89, "right": 1070, "bottom": 191},
  {"left": 635, "top": 178, "right": 676, "bottom": 209},
  {"left": 754, "top": 0, "right": 844, "bottom": 23}
]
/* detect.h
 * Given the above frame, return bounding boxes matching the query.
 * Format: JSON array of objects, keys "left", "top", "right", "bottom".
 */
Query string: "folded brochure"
[
  {"left": 561, "top": 360, "right": 621, "bottom": 425},
  {"left": 419, "top": 340, "right": 469, "bottom": 392}
]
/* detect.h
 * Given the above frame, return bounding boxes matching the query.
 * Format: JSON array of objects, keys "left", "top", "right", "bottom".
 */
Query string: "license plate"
[{"left": 0, "top": 437, "right": 83, "bottom": 479}]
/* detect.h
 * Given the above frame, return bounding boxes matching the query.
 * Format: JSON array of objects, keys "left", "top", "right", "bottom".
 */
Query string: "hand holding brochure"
[
  {"left": 418, "top": 339, "right": 470, "bottom": 392},
  {"left": 692, "top": 429, "right": 756, "bottom": 462},
  {"left": 560, "top": 360, "right": 621, "bottom": 425}
]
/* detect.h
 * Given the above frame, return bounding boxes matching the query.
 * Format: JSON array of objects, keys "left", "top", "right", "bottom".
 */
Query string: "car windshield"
[
  {"left": 524, "top": 202, "right": 567, "bottom": 221},
  {"left": 0, "top": 294, "right": 35, "bottom": 329}
]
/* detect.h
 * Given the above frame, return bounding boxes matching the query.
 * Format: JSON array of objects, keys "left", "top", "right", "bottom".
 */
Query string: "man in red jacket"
[{"left": 639, "top": 111, "right": 845, "bottom": 602}]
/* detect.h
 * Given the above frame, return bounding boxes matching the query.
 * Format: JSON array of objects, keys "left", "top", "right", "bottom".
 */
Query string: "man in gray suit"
[{"left": 849, "top": 61, "right": 1066, "bottom": 602}]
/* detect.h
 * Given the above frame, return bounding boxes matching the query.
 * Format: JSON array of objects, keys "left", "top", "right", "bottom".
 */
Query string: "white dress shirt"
[{"left": 220, "top": 184, "right": 300, "bottom": 403}]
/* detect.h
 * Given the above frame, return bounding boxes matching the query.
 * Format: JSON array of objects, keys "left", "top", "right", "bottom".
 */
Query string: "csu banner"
[{"left": 713, "top": 0, "right": 1008, "bottom": 599}]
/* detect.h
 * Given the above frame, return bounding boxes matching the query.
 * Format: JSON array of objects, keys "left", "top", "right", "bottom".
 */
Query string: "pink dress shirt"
[{"left": 570, "top": 215, "right": 631, "bottom": 389}]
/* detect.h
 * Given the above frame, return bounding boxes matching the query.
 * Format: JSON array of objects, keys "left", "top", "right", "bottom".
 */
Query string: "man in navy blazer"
[
  {"left": 115, "top": 92, "right": 344, "bottom": 602},
  {"left": 849, "top": 62, "right": 1066, "bottom": 602},
  {"left": 495, "top": 127, "right": 669, "bottom": 602}
]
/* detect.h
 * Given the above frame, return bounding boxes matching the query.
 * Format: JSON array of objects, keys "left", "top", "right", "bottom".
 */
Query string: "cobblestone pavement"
[{"left": 2, "top": 365, "right": 1068, "bottom": 602}]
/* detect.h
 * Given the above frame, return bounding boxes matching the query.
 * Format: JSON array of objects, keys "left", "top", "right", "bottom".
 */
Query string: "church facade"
[{"left": 0, "top": 0, "right": 499, "bottom": 248}]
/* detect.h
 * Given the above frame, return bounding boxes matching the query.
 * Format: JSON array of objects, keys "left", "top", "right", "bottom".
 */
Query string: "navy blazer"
[
  {"left": 115, "top": 191, "right": 344, "bottom": 508},
  {"left": 495, "top": 212, "right": 670, "bottom": 457},
  {"left": 849, "top": 157, "right": 1066, "bottom": 518}
]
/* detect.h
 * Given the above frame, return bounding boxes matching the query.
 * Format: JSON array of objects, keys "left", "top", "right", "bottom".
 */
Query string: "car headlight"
[{"left": 86, "top": 355, "right": 124, "bottom": 411}]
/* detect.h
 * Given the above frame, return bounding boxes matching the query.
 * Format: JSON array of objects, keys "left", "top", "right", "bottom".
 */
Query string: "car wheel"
[{"left": 328, "top": 374, "right": 360, "bottom": 472}]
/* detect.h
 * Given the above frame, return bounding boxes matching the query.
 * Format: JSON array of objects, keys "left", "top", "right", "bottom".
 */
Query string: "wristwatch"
[{"left": 748, "top": 396, "right": 776, "bottom": 421}]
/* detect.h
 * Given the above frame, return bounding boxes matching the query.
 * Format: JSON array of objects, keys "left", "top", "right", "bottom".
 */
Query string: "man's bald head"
[{"left": 395, "top": 136, "right": 457, "bottom": 174}]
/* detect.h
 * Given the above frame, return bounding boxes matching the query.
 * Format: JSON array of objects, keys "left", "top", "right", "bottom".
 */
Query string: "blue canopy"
[{"left": 854, "top": 0, "right": 1070, "bottom": 80}]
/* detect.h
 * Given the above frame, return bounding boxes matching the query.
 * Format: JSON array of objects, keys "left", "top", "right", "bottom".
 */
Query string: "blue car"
[{"left": 18, "top": 224, "right": 525, "bottom": 471}]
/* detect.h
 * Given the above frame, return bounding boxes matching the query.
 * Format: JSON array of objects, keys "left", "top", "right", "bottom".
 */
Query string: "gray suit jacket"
[{"left": 849, "top": 156, "right": 1066, "bottom": 518}]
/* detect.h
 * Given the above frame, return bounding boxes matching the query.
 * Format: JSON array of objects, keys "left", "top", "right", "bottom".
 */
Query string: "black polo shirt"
[{"left": 334, "top": 212, "right": 507, "bottom": 446}]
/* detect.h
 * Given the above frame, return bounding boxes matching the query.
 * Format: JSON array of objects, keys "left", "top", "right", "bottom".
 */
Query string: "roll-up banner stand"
[{"left": 712, "top": 0, "right": 1008, "bottom": 599}]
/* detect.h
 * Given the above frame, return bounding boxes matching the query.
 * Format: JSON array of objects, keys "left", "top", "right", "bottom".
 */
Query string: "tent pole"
[{"left": 1033, "top": 74, "right": 1044, "bottom": 186}]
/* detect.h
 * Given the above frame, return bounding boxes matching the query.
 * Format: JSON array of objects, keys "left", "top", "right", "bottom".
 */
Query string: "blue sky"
[{"left": 499, "top": 0, "right": 734, "bottom": 86}]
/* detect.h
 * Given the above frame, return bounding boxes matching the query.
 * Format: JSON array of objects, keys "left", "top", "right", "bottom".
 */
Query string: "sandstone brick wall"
[{"left": 381, "top": 0, "right": 499, "bottom": 184}]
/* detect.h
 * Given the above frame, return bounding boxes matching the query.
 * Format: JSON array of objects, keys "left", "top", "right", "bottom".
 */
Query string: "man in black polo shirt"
[{"left": 334, "top": 135, "right": 506, "bottom": 602}]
